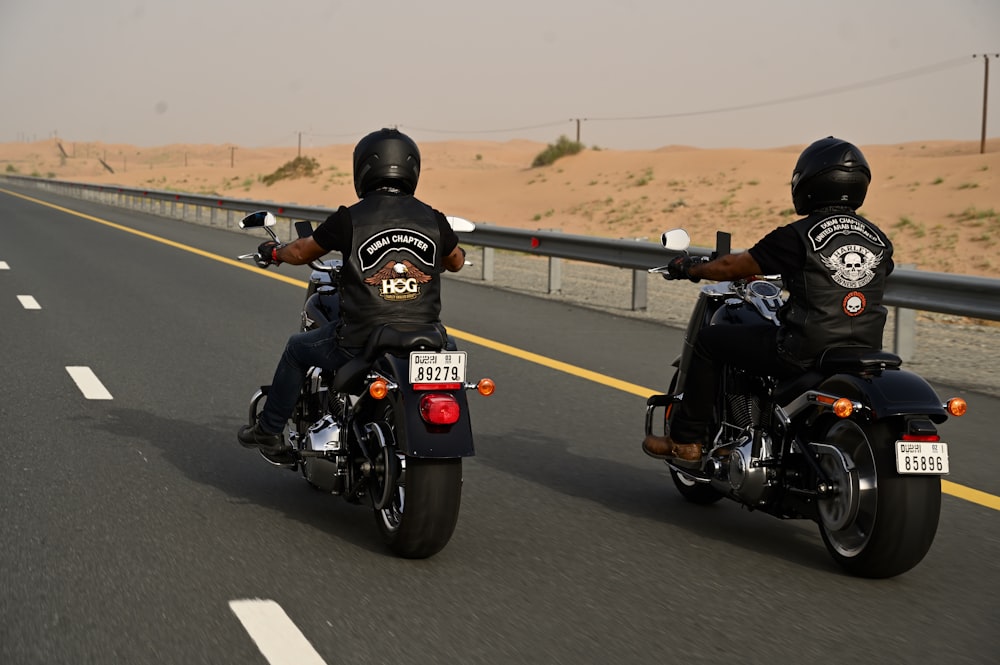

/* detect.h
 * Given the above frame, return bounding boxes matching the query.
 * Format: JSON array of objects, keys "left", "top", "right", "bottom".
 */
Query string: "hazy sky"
[{"left": 1, "top": 0, "right": 998, "bottom": 150}]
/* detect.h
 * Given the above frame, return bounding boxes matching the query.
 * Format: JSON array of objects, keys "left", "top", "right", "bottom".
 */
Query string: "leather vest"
[
  {"left": 777, "top": 211, "right": 893, "bottom": 367},
  {"left": 337, "top": 193, "right": 445, "bottom": 347}
]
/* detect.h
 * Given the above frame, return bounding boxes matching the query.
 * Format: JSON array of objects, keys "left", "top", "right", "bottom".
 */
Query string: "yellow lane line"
[
  {"left": 0, "top": 188, "right": 306, "bottom": 288},
  {"left": 942, "top": 481, "right": 1000, "bottom": 511},
  {"left": 7, "top": 187, "right": 997, "bottom": 512}
]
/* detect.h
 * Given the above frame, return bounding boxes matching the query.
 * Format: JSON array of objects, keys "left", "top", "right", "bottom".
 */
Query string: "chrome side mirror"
[
  {"left": 661, "top": 228, "right": 691, "bottom": 252},
  {"left": 239, "top": 210, "right": 277, "bottom": 229}
]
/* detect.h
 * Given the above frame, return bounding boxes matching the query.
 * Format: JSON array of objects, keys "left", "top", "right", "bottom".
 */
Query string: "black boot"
[
  {"left": 238, "top": 423, "right": 296, "bottom": 466},
  {"left": 238, "top": 422, "right": 287, "bottom": 453}
]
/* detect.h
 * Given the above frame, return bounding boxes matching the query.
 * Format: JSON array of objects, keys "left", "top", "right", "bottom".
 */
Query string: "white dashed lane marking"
[
  {"left": 17, "top": 295, "right": 41, "bottom": 309},
  {"left": 65, "top": 366, "right": 113, "bottom": 400},
  {"left": 229, "top": 599, "right": 328, "bottom": 665},
  {"left": 0, "top": 261, "right": 9, "bottom": 269}
]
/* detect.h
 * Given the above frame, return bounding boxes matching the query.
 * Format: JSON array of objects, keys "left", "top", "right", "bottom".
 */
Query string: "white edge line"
[
  {"left": 65, "top": 366, "right": 113, "bottom": 400},
  {"left": 229, "top": 599, "right": 327, "bottom": 665},
  {"left": 17, "top": 295, "right": 41, "bottom": 310}
]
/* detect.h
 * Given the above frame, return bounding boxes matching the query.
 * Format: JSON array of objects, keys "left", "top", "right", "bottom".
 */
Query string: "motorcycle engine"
[
  {"left": 728, "top": 430, "right": 775, "bottom": 506},
  {"left": 301, "top": 414, "right": 348, "bottom": 494}
]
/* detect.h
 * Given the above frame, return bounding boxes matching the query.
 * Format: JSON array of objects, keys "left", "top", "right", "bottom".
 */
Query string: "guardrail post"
[
  {"left": 893, "top": 264, "right": 917, "bottom": 362},
  {"left": 631, "top": 269, "right": 647, "bottom": 311},
  {"left": 543, "top": 228, "right": 562, "bottom": 293},
  {"left": 481, "top": 247, "right": 495, "bottom": 281},
  {"left": 548, "top": 256, "right": 562, "bottom": 294}
]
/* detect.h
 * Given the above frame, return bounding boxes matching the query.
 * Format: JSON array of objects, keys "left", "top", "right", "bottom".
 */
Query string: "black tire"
[
  {"left": 816, "top": 418, "right": 941, "bottom": 578},
  {"left": 661, "top": 369, "right": 725, "bottom": 505},
  {"left": 368, "top": 398, "right": 464, "bottom": 558},
  {"left": 670, "top": 469, "right": 725, "bottom": 504},
  {"left": 374, "top": 456, "right": 464, "bottom": 559}
]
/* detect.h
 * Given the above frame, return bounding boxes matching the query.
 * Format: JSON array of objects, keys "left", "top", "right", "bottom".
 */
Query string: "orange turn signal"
[
  {"left": 369, "top": 378, "right": 389, "bottom": 400},
  {"left": 477, "top": 378, "right": 496, "bottom": 397},
  {"left": 833, "top": 397, "right": 854, "bottom": 418},
  {"left": 946, "top": 397, "right": 967, "bottom": 417}
]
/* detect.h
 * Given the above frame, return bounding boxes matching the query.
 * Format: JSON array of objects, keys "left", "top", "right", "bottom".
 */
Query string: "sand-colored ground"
[{"left": 2, "top": 137, "right": 999, "bottom": 277}]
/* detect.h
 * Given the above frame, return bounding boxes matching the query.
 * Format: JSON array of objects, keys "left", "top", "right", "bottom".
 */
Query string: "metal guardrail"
[{"left": 4, "top": 175, "right": 1000, "bottom": 330}]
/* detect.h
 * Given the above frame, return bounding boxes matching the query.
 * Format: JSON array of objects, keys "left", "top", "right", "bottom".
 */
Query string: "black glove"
[
  {"left": 666, "top": 255, "right": 708, "bottom": 282},
  {"left": 256, "top": 240, "right": 282, "bottom": 268}
]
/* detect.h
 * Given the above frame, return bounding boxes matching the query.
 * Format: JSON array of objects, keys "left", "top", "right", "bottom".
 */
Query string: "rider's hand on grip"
[
  {"left": 256, "top": 240, "right": 282, "bottom": 268},
  {"left": 667, "top": 255, "right": 708, "bottom": 282}
]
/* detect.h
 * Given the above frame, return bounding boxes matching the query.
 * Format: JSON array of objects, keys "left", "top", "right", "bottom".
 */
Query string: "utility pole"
[
  {"left": 974, "top": 54, "right": 999, "bottom": 154},
  {"left": 230, "top": 146, "right": 236, "bottom": 168},
  {"left": 298, "top": 132, "right": 302, "bottom": 158},
  {"left": 570, "top": 118, "right": 587, "bottom": 143}
]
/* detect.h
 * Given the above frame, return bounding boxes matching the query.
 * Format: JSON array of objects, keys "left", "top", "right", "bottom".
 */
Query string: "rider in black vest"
[
  {"left": 643, "top": 137, "right": 894, "bottom": 466},
  {"left": 238, "top": 129, "right": 467, "bottom": 459}
]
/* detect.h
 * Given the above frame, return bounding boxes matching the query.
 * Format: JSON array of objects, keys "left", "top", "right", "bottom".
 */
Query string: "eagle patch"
[{"left": 364, "top": 260, "right": 431, "bottom": 301}]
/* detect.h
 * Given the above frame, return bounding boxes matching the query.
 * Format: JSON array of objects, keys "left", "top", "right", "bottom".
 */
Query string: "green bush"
[
  {"left": 532, "top": 135, "right": 584, "bottom": 168},
  {"left": 261, "top": 156, "right": 321, "bottom": 186}
]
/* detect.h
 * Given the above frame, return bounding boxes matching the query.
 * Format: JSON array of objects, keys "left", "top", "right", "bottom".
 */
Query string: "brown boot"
[{"left": 642, "top": 434, "right": 702, "bottom": 465}]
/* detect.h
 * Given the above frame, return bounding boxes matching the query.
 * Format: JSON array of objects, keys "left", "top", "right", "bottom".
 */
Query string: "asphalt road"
[{"left": 1, "top": 186, "right": 997, "bottom": 665}]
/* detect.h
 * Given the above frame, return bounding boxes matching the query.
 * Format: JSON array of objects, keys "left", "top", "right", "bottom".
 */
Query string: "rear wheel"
[
  {"left": 368, "top": 401, "right": 463, "bottom": 559},
  {"left": 816, "top": 418, "right": 941, "bottom": 578},
  {"left": 374, "top": 456, "right": 463, "bottom": 559}
]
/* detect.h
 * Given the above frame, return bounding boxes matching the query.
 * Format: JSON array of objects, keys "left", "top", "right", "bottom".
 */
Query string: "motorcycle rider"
[
  {"left": 238, "top": 128, "right": 467, "bottom": 460},
  {"left": 643, "top": 136, "right": 894, "bottom": 467}
]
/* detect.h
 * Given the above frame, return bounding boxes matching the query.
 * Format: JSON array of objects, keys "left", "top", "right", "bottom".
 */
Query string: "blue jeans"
[{"left": 258, "top": 324, "right": 356, "bottom": 434}]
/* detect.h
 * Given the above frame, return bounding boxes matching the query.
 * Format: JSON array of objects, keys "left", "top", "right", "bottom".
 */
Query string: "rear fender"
[
  {"left": 818, "top": 370, "right": 948, "bottom": 424},
  {"left": 371, "top": 353, "right": 475, "bottom": 459}
]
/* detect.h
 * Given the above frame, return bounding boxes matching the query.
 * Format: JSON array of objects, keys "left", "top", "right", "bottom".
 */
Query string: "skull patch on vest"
[
  {"left": 842, "top": 291, "right": 867, "bottom": 316},
  {"left": 821, "top": 245, "right": 884, "bottom": 289}
]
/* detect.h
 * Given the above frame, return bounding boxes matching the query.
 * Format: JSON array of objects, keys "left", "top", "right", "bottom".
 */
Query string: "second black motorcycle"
[{"left": 645, "top": 229, "right": 967, "bottom": 578}]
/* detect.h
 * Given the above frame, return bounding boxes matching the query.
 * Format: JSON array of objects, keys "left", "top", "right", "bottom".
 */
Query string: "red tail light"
[
  {"left": 419, "top": 393, "right": 460, "bottom": 425},
  {"left": 413, "top": 383, "right": 463, "bottom": 391},
  {"left": 901, "top": 434, "right": 941, "bottom": 442}
]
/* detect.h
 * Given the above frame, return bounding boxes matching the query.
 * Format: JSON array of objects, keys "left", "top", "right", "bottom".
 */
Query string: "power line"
[
  {"left": 586, "top": 55, "right": 971, "bottom": 123},
  {"left": 399, "top": 119, "right": 570, "bottom": 136}
]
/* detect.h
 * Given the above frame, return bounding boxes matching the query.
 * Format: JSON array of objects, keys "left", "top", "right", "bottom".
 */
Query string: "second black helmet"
[{"left": 791, "top": 137, "right": 871, "bottom": 215}]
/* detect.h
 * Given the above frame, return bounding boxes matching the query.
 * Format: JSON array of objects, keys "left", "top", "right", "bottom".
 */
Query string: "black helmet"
[
  {"left": 791, "top": 137, "right": 871, "bottom": 215},
  {"left": 352, "top": 128, "right": 421, "bottom": 197}
]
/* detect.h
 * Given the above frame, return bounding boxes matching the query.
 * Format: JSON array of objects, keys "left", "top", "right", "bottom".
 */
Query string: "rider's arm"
[
  {"left": 443, "top": 245, "right": 466, "bottom": 272},
  {"left": 689, "top": 251, "right": 762, "bottom": 282},
  {"left": 274, "top": 236, "right": 327, "bottom": 266},
  {"left": 436, "top": 210, "right": 465, "bottom": 273}
]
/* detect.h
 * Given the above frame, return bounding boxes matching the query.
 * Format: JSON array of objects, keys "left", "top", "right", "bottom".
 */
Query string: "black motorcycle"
[
  {"left": 645, "top": 229, "right": 967, "bottom": 578},
  {"left": 238, "top": 211, "right": 494, "bottom": 559}
]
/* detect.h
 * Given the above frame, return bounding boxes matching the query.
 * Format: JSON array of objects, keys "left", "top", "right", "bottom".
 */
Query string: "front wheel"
[
  {"left": 670, "top": 469, "right": 725, "bottom": 504},
  {"left": 815, "top": 419, "right": 941, "bottom": 578},
  {"left": 374, "top": 456, "right": 464, "bottom": 559}
]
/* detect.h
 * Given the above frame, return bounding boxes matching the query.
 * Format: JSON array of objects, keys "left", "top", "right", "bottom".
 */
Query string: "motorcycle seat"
[
  {"left": 772, "top": 347, "right": 903, "bottom": 406},
  {"left": 817, "top": 347, "right": 902, "bottom": 374},
  {"left": 330, "top": 323, "right": 448, "bottom": 394}
]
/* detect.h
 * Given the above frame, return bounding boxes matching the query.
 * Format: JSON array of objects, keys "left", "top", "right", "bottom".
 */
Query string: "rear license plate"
[
  {"left": 895, "top": 441, "right": 949, "bottom": 474},
  {"left": 409, "top": 351, "right": 466, "bottom": 384}
]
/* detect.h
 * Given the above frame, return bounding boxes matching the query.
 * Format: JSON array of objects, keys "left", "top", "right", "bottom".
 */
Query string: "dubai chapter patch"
[
  {"left": 358, "top": 228, "right": 438, "bottom": 301},
  {"left": 358, "top": 229, "right": 436, "bottom": 271}
]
